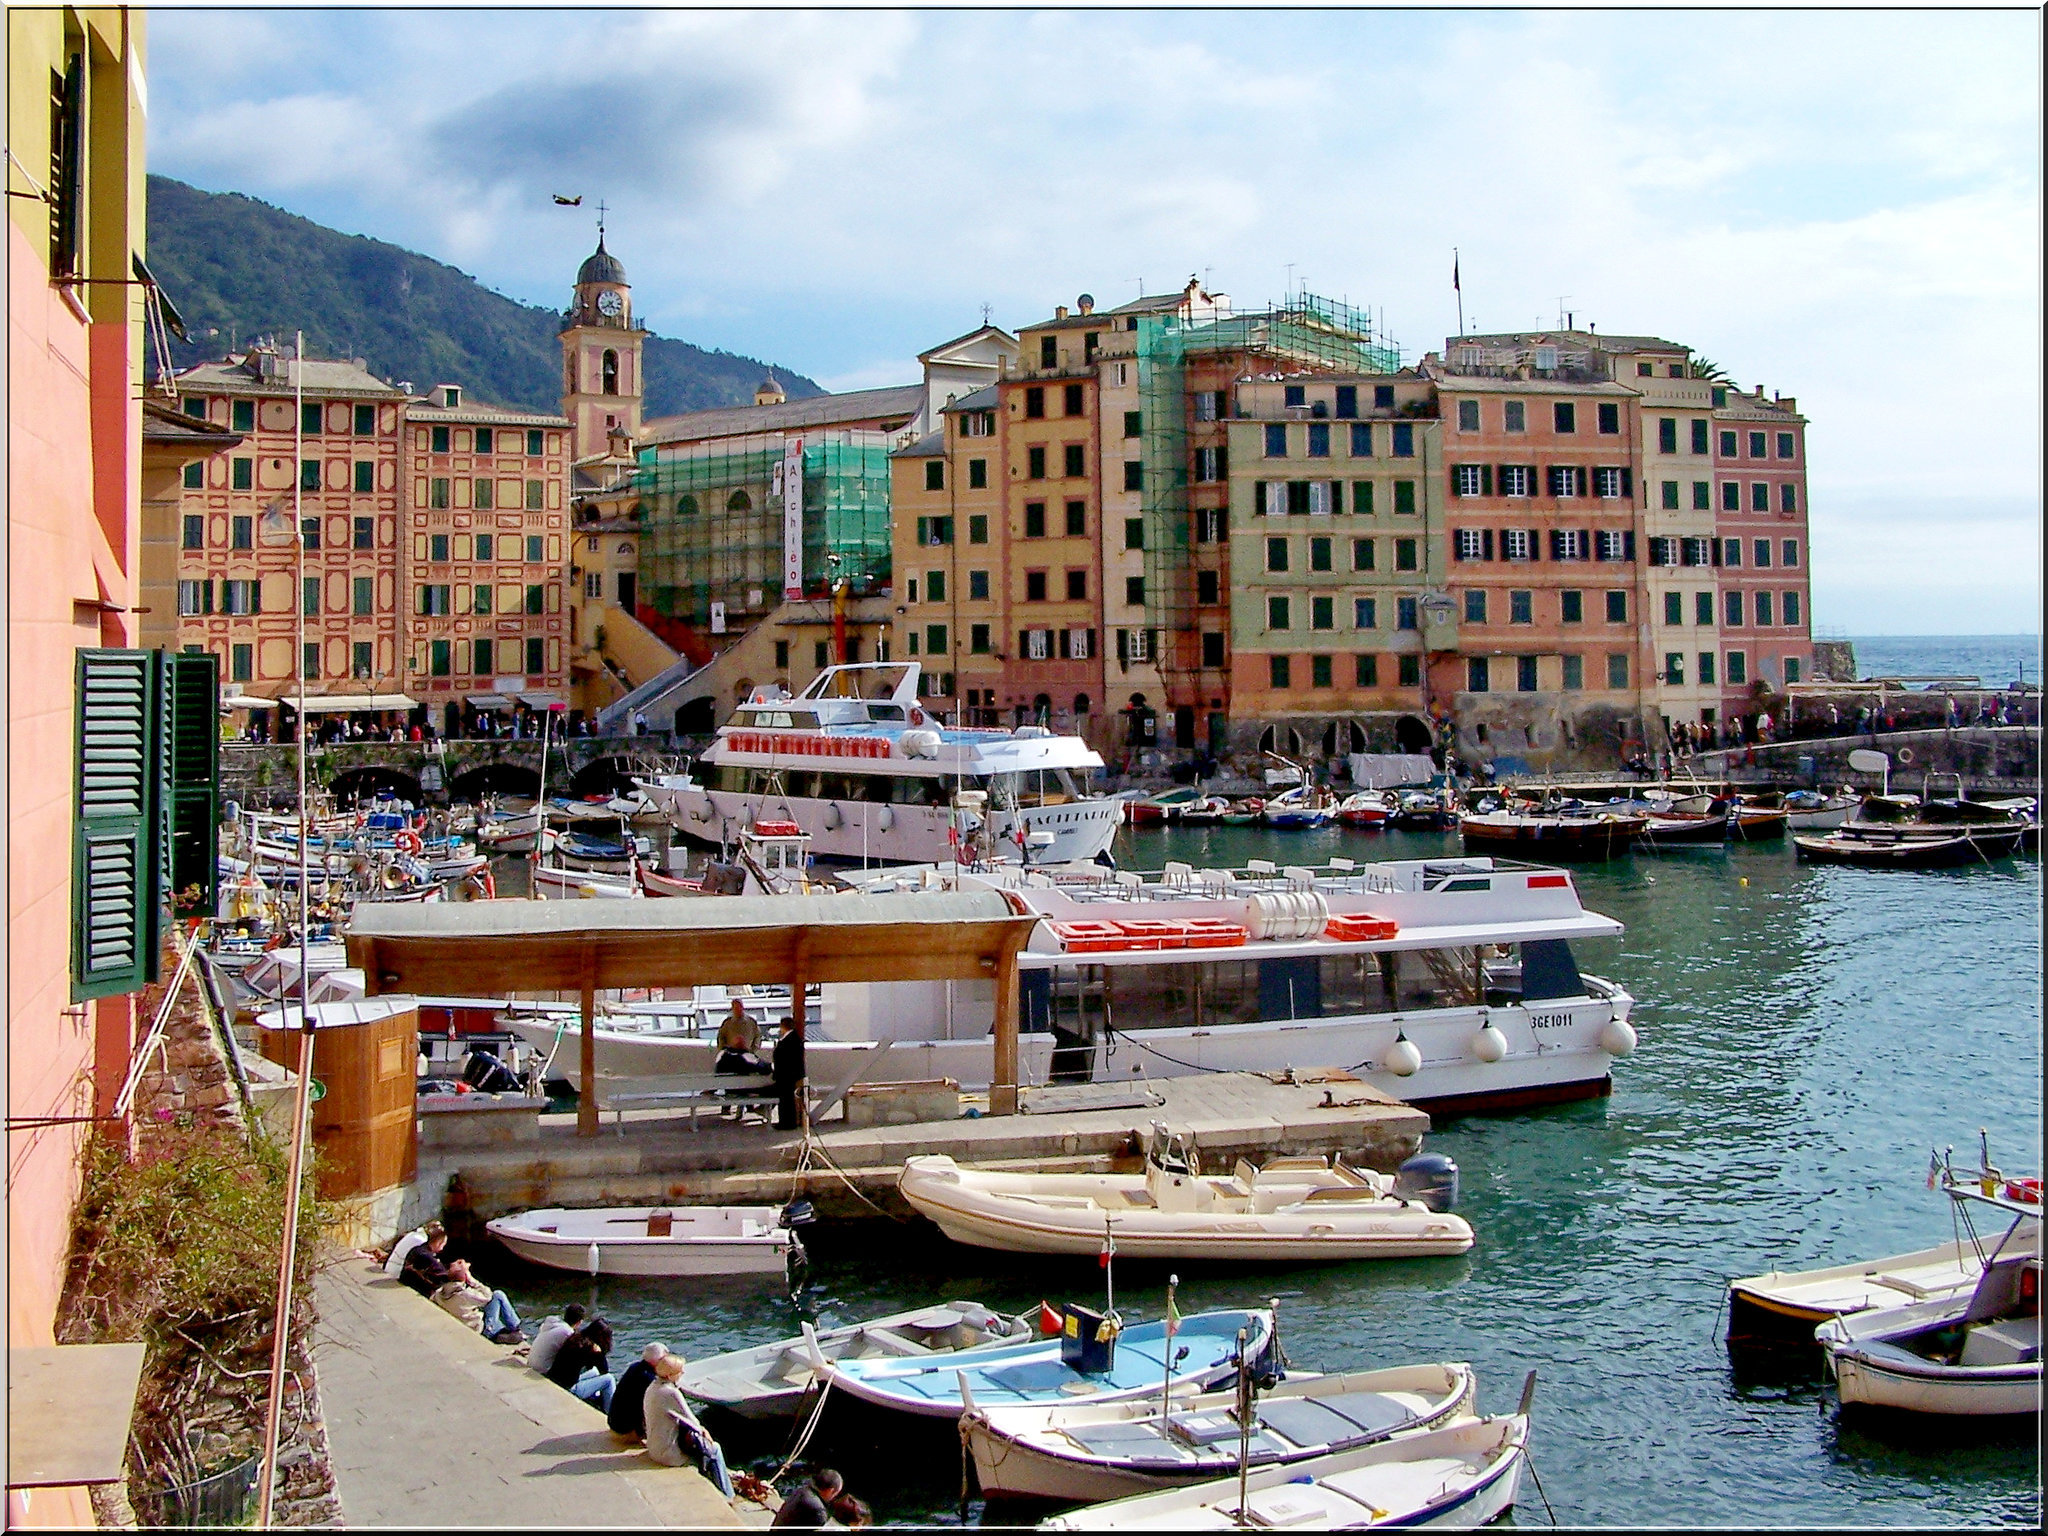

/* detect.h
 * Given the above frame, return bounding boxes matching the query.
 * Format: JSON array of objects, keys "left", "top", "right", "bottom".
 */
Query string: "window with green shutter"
[
  {"left": 72, "top": 650, "right": 164, "bottom": 999},
  {"left": 164, "top": 652, "right": 219, "bottom": 918}
]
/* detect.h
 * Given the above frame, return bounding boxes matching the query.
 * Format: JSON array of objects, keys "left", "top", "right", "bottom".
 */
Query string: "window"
[
  {"left": 1311, "top": 595, "right": 1334, "bottom": 631},
  {"left": 1551, "top": 402, "right": 1575, "bottom": 435},
  {"left": 968, "top": 569, "right": 990, "bottom": 602},
  {"left": 1393, "top": 481, "right": 1417, "bottom": 515},
  {"left": 1780, "top": 655, "right": 1801, "bottom": 683},
  {"left": 1024, "top": 386, "right": 1046, "bottom": 421},
  {"left": 1266, "top": 536, "right": 1289, "bottom": 573},
  {"left": 1352, "top": 595, "right": 1379, "bottom": 629},
  {"left": 1605, "top": 590, "right": 1628, "bottom": 623},
  {"left": 968, "top": 458, "right": 987, "bottom": 489},
  {"left": 1193, "top": 392, "right": 1220, "bottom": 422},
  {"left": 182, "top": 461, "right": 202, "bottom": 490},
  {"left": 1286, "top": 481, "right": 1312, "bottom": 516},
  {"left": 1025, "top": 570, "right": 1048, "bottom": 601},
  {"left": 1453, "top": 464, "right": 1484, "bottom": 497},
  {"left": 1561, "top": 589, "right": 1583, "bottom": 623},
  {"left": 1512, "top": 655, "right": 1536, "bottom": 691},
  {"left": 1398, "top": 654, "right": 1421, "bottom": 686},
  {"left": 1121, "top": 517, "right": 1145, "bottom": 552},
  {"left": 427, "top": 639, "right": 451, "bottom": 677},
  {"left": 1061, "top": 570, "right": 1084, "bottom": 601},
  {"left": 296, "top": 640, "right": 319, "bottom": 681},
  {"left": 1455, "top": 528, "right": 1484, "bottom": 562},
  {"left": 970, "top": 623, "right": 991, "bottom": 654},
  {"left": 1502, "top": 528, "right": 1532, "bottom": 561},
  {"left": 1607, "top": 652, "right": 1630, "bottom": 688},
  {"left": 1039, "top": 336, "right": 1057, "bottom": 368},
  {"left": 1696, "top": 591, "right": 1715, "bottom": 626},
  {"left": 926, "top": 570, "right": 946, "bottom": 603},
  {"left": 1283, "top": 385, "right": 1306, "bottom": 408},
  {"left": 1396, "top": 597, "right": 1418, "bottom": 630},
  {"left": 1063, "top": 383, "right": 1084, "bottom": 416},
  {"left": 1064, "top": 444, "right": 1085, "bottom": 478},
  {"left": 1781, "top": 539, "right": 1799, "bottom": 568},
  {"left": 1196, "top": 570, "right": 1222, "bottom": 605},
  {"left": 352, "top": 641, "right": 372, "bottom": 679},
  {"left": 1777, "top": 432, "right": 1795, "bottom": 459},
  {"left": 1115, "top": 459, "right": 1141, "bottom": 493},
  {"left": 473, "top": 584, "right": 492, "bottom": 615},
  {"left": 352, "top": 576, "right": 373, "bottom": 616},
  {"left": 1725, "top": 590, "right": 1743, "bottom": 627},
  {"left": 1510, "top": 590, "right": 1533, "bottom": 624},
  {"left": 924, "top": 460, "right": 944, "bottom": 491},
  {"left": 926, "top": 624, "right": 948, "bottom": 656},
  {"left": 1721, "top": 538, "right": 1740, "bottom": 566},
  {"left": 1681, "top": 536, "right": 1712, "bottom": 567},
  {"left": 470, "top": 476, "right": 492, "bottom": 510},
  {"left": 431, "top": 425, "right": 450, "bottom": 454},
  {"left": 1392, "top": 424, "right": 1415, "bottom": 458},
  {"left": 1464, "top": 589, "right": 1488, "bottom": 624},
  {"left": 1594, "top": 467, "right": 1622, "bottom": 499},
  {"left": 1661, "top": 480, "right": 1680, "bottom": 510},
  {"left": 1500, "top": 464, "right": 1531, "bottom": 497},
  {"left": 1267, "top": 595, "right": 1291, "bottom": 630},
  {"left": 1124, "top": 575, "right": 1145, "bottom": 607},
  {"left": 232, "top": 399, "right": 255, "bottom": 432},
  {"left": 1683, "top": 418, "right": 1706, "bottom": 455},
  {"left": 1310, "top": 653, "right": 1333, "bottom": 687},
  {"left": 470, "top": 532, "right": 491, "bottom": 562},
  {"left": 1307, "top": 422, "right": 1330, "bottom": 458},
  {"left": 1335, "top": 385, "right": 1358, "bottom": 419},
  {"left": 1697, "top": 651, "right": 1716, "bottom": 685},
  {"left": 1664, "top": 591, "right": 1683, "bottom": 626},
  {"left": 298, "top": 401, "right": 321, "bottom": 437},
  {"left": 182, "top": 513, "right": 204, "bottom": 550},
  {"left": 1120, "top": 410, "right": 1142, "bottom": 439},
  {"left": 526, "top": 637, "right": 545, "bottom": 676},
  {"left": 1270, "top": 655, "right": 1292, "bottom": 688},
  {"left": 1720, "top": 481, "right": 1740, "bottom": 512},
  {"left": 1648, "top": 536, "right": 1674, "bottom": 567},
  {"left": 1309, "top": 536, "right": 1332, "bottom": 572},
  {"left": 1598, "top": 402, "right": 1620, "bottom": 435},
  {"left": 176, "top": 579, "right": 207, "bottom": 615},
  {"left": 522, "top": 583, "right": 543, "bottom": 615},
  {"left": 1264, "top": 424, "right": 1288, "bottom": 458},
  {"left": 1374, "top": 385, "right": 1395, "bottom": 410},
  {"left": 1065, "top": 500, "right": 1086, "bottom": 537},
  {"left": 1348, "top": 422, "right": 1374, "bottom": 458},
  {"left": 1780, "top": 483, "right": 1798, "bottom": 513},
  {"left": 1201, "top": 631, "right": 1225, "bottom": 668},
  {"left": 1193, "top": 446, "right": 1226, "bottom": 481},
  {"left": 1350, "top": 481, "right": 1375, "bottom": 516},
  {"left": 1027, "top": 446, "right": 1046, "bottom": 479},
  {"left": 472, "top": 637, "right": 495, "bottom": 677},
  {"left": 472, "top": 427, "right": 494, "bottom": 456},
  {"left": 1659, "top": 418, "right": 1679, "bottom": 455},
  {"left": 1457, "top": 400, "right": 1480, "bottom": 432},
  {"left": 527, "top": 535, "right": 545, "bottom": 562},
  {"left": 1727, "top": 650, "right": 1747, "bottom": 685},
  {"left": 1719, "top": 429, "right": 1738, "bottom": 456},
  {"left": 1355, "top": 653, "right": 1379, "bottom": 686},
  {"left": 299, "top": 574, "right": 320, "bottom": 616},
  {"left": 968, "top": 514, "right": 988, "bottom": 544},
  {"left": 1467, "top": 656, "right": 1490, "bottom": 692},
  {"left": 1558, "top": 529, "right": 1588, "bottom": 561},
  {"left": 1342, "top": 536, "right": 1373, "bottom": 575},
  {"left": 1748, "top": 482, "right": 1770, "bottom": 512},
  {"left": 1597, "top": 530, "right": 1629, "bottom": 561},
  {"left": 528, "top": 428, "right": 545, "bottom": 455},
  {"left": 521, "top": 478, "right": 541, "bottom": 511},
  {"left": 232, "top": 644, "right": 253, "bottom": 682},
  {"left": 584, "top": 571, "right": 602, "bottom": 598},
  {"left": 1024, "top": 502, "right": 1046, "bottom": 538},
  {"left": 1753, "top": 538, "right": 1772, "bottom": 568},
  {"left": 1748, "top": 431, "right": 1767, "bottom": 458},
  {"left": 1563, "top": 654, "right": 1584, "bottom": 690},
  {"left": 1664, "top": 652, "right": 1685, "bottom": 684},
  {"left": 1755, "top": 590, "right": 1774, "bottom": 625},
  {"left": 429, "top": 532, "right": 449, "bottom": 563},
  {"left": 417, "top": 585, "right": 452, "bottom": 616},
  {"left": 231, "top": 515, "right": 253, "bottom": 550},
  {"left": 1394, "top": 537, "right": 1417, "bottom": 571}
]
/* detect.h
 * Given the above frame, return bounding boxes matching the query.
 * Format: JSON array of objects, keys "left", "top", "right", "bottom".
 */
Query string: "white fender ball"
[
  {"left": 1384, "top": 1033, "right": 1423, "bottom": 1077},
  {"left": 1599, "top": 1017, "right": 1638, "bottom": 1057},
  {"left": 1472, "top": 1023, "right": 1508, "bottom": 1063},
  {"left": 878, "top": 805, "right": 896, "bottom": 832}
]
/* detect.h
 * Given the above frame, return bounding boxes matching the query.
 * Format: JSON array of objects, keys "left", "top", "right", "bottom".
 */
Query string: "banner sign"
[{"left": 782, "top": 438, "right": 804, "bottom": 599}]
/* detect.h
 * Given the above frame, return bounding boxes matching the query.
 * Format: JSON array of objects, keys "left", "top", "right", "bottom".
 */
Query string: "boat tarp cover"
[{"left": 1520, "top": 939, "right": 1585, "bottom": 1000}]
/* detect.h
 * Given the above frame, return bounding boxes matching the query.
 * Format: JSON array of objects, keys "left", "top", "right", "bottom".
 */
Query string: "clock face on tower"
[{"left": 596, "top": 291, "right": 623, "bottom": 318}]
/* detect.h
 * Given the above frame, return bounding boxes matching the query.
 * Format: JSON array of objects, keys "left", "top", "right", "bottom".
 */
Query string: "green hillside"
[{"left": 144, "top": 176, "right": 821, "bottom": 416}]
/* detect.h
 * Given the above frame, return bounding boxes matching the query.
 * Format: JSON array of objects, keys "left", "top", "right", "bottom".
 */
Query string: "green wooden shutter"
[
  {"left": 72, "top": 650, "right": 164, "bottom": 999},
  {"left": 165, "top": 651, "right": 220, "bottom": 918}
]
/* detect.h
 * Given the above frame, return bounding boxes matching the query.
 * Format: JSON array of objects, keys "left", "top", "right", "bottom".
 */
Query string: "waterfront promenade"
[{"left": 312, "top": 1258, "right": 753, "bottom": 1527}]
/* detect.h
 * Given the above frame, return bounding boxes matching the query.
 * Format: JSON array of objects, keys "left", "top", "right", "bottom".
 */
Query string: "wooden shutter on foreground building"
[
  {"left": 72, "top": 650, "right": 164, "bottom": 1000},
  {"left": 165, "top": 652, "right": 220, "bottom": 918}
]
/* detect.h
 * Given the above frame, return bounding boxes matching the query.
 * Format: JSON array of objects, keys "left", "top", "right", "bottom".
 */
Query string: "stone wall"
[{"left": 1698, "top": 725, "right": 2040, "bottom": 791}]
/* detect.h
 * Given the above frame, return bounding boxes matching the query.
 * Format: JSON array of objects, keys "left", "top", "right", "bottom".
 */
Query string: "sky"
[{"left": 147, "top": 5, "right": 2042, "bottom": 636}]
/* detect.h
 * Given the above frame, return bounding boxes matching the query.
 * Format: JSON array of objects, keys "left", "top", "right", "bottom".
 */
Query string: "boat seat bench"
[{"left": 598, "top": 1072, "right": 777, "bottom": 1133}]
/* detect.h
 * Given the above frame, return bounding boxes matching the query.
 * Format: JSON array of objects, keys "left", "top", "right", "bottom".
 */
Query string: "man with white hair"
[
  {"left": 607, "top": 1339, "right": 669, "bottom": 1439},
  {"left": 644, "top": 1352, "right": 733, "bottom": 1495}
]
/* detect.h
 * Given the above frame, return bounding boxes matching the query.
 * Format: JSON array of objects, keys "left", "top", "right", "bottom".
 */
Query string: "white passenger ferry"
[
  {"left": 653, "top": 663, "right": 1123, "bottom": 867},
  {"left": 837, "top": 854, "right": 1639, "bottom": 1114}
]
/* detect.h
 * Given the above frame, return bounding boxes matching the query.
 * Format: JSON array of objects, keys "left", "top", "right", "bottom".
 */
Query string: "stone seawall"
[{"left": 1696, "top": 726, "right": 2039, "bottom": 792}]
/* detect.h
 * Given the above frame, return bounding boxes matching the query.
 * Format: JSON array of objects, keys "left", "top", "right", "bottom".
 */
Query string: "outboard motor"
[
  {"left": 778, "top": 1198, "right": 817, "bottom": 1230},
  {"left": 1393, "top": 1151, "right": 1460, "bottom": 1212}
]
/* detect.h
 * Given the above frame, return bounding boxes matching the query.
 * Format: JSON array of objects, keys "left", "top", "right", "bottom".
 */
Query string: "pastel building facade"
[{"left": 1712, "top": 386, "right": 1813, "bottom": 722}]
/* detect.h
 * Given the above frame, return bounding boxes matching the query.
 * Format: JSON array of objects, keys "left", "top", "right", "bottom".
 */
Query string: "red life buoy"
[
  {"left": 394, "top": 829, "right": 424, "bottom": 855},
  {"left": 2004, "top": 1177, "right": 2042, "bottom": 1204}
]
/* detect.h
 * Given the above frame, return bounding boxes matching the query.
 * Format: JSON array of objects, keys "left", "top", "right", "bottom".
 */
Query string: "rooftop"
[
  {"left": 642, "top": 383, "right": 925, "bottom": 446},
  {"left": 176, "top": 351, "right": 406, "bottom": 399},
  {"left": 890, "top": 430, "right": 946, "bottom": 459},
  {"left": 405, "top": 396, "right": 568, "bottom": 428}
]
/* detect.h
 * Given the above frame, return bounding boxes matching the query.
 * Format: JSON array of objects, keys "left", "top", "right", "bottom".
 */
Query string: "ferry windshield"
[
  {"left": 988, "top": 768, "right": 1086, "bottom": 807},
  {"left": 799, "top": 663, "right": 917, "bottom": 702}
]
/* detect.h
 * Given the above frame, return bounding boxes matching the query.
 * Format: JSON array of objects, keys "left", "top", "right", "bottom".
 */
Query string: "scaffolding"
[
  {"left": 1181, "top": 292, "right": 1401, "bottom": 376},
  {"left": 631, "top": 431, "right": 893, "bottom": 629}
]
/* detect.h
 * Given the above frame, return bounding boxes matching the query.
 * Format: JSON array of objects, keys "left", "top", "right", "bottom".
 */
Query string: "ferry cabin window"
[{"left": 1092, "top": 947, "right": 1513, "bottom": 1030}]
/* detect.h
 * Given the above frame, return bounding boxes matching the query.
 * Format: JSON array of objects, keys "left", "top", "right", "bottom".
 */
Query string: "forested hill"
[{"left": 145, "top": 176, "right": 822, "bottom": 415}]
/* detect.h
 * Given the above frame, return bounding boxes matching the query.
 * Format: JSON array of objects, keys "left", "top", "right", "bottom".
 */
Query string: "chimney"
[
  {"left": 1055, "top": 305, "right": 1069, "bottom": 320},
  {"left": 1077, "top": 294, "right": 1095, "bottom": 315}
]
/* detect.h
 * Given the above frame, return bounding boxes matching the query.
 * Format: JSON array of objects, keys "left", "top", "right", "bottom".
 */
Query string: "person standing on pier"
[{"left": 772, "top": 1013, "right": 805, "bottom": 1130}]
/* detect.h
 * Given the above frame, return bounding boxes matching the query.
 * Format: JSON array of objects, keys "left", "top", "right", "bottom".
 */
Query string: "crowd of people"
[{"left": 372, "top": 1222, "right": 866, "bottom": 1524}]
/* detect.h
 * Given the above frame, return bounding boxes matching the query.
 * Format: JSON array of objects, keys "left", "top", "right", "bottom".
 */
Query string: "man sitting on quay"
[
  {"left": 715, "top": 998, "right": 768, "bottom": 1076},
  {"left": 399, "top": 1225, "right": 524, "bottom": 1344},
  {"left": 526, "top": 1302, "right": 586, "bottom": 1376},
  {"left": 642, "top": 1353, "right": 734, "bottom": 1496},
  {"left": 608, "top": 1340, "right": 669, "bottom": 1439},
  {"left": 546, "top": 1316, "right": 617, "bottom": 1412}
]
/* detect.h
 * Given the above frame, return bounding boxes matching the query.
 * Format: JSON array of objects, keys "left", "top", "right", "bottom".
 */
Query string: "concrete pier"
[{"left": 430, "top": 1070, "right": 1430, "bottom": 1226}]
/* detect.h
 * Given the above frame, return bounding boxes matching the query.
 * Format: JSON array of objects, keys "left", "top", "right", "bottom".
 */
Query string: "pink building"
[{"left": 1712, "top": 386, "right": 1813, "bottom": 725}]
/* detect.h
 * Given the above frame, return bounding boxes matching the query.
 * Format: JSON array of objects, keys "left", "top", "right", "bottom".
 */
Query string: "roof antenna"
[{"left": 980, "top": 302, "right": 992, "bottom": 325}]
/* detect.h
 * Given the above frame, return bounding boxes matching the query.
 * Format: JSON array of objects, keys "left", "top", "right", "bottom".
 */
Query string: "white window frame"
[
  {"left": 1025, "top": 628, "right": 1050, "bottom": 660},
  {"left": 1454, "top": 464, "right": 1484, "bottom": 497},
  {"left": 1500, "top": 464, "right": 1531, "bottom": 497},
  {"left": 1455, "top": 528, "right": 1485, "bottom": 561},
  {"left": 1503, "top": 528, "right": 1532, "bottom": 561}
]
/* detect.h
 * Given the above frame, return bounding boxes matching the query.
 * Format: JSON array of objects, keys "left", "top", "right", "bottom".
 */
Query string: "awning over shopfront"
[
  {"left": 518, "top": 691, "right": 567, "bottom": 710},
  {"left": 219, "top": 692, "right": 273, "bottom": 710},
  {"left": 279, "top": 693, "right": 419, "bottom": 714},
  {"left": 465, "top": 693, "right": 516, "bottom": 710}
]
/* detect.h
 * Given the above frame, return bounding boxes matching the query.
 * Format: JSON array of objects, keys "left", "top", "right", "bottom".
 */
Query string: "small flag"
[
  {"left": 1099, "top": 1230, "right": 1115, "bottom": 1268},
  {"left": 1165, "top": 1287, "right": 1181, "bottom": 1340},
  {"left": 1453, "top": 251, "right": 1461, "bottom": 293}
]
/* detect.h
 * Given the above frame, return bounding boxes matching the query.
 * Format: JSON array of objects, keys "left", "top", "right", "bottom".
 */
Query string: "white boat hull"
[
  {"left": 486, "top": 1206, "right": 795, "bottom": 1278},
  {"left": 1827, "top": 1348, "right": 2039, "bottom": 1416},
  {"left": 665, "top": 784, "right": 1121, "bottom": 868}
]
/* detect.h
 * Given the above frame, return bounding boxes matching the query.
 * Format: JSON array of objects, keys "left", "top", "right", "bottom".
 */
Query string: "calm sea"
[{"left": 1846, "top": 635, "right": 2040, "bottom": 688}]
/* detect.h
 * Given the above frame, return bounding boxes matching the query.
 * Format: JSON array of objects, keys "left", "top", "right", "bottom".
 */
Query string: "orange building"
[{"left": 1713, "top": 385, "right": 1813, "bottom": 727}]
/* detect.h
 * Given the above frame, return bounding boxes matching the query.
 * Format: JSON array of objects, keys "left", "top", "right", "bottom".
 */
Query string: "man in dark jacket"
[
  {"left": 771, "top": 1467, "right": 841, "bottom": 1527},
  {"left": 771, "top": 1015, "right": 805, "bottom": 1130},
  {"left": 607, "top": 1341, "right": 669, "bottom": 1439}
]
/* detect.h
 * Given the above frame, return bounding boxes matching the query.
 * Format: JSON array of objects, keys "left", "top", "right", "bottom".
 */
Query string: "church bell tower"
[{"left": 560, "top": 226, "right": 645, "bottom": 466}]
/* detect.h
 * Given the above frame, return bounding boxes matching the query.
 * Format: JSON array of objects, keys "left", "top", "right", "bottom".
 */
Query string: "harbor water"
[{"left": 492, "top": 820, "right": 2040, "bottom": 1527}]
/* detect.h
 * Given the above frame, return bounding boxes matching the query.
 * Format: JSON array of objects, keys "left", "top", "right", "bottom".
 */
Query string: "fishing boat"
[
  {"left": 964, "top": 1362, "right": 1476, "bottom": 1502},
  {"left": 1635, "top": 807, "right": 1730, "bottom": 847},
  {"left": 1793, "top": 827, "right": 2024, "bottom": 868},
  {"left": 898, "top": 1133, "right": 1472, "bottom": 1262},
  {"left": 1218, "top": 799, "right": 1264, "bottom": 826},
  {"left": 1334, "top": 792, "right": 1395, "bottom": 829},
  {"left": 531, "top": 861, "right": 641, "bottom": 899},
  {"left": 1175, "top": 796, "right": 1231, "bottom": 826},
  {"left": 1391, "top": 789, "right": 1459, "bottom": 830},
  {"left": 1782, "top": 789, "right": 1859, "bottom": 831},
  {"left": 1127, "top": 787, "right": 1208, "bottom": 826},
  {"left": 811, "top": 1306, "right": 1277, "bottom": 1421},
  {"left": 1037, "top": 1410, "right": 1530, "bottom": 1532},
  {"left": 658, "top": 662, "right": 1122, "bottom": 866},
  {"left": 1728, "top": 805, "right": 1789, "bottom": 841},
  {"left": 485, "top": 1204, "right": 802, "bottom": 1278},
  {"left": 1459, "top": 807, "right": 1644, "bottom": 861},
  {"left": 1260, "top": 787, "right": 1334, "bottom": 831},
  {"left": 1809, "top": 1140, "right": 2042, "bottom": 1415},
  {"left": 677, "top": 1300, "right": 1037, "bottom": 1421},
  {"left": 1727, "top": 1232, "right": 2039, "bottom": 1348}
]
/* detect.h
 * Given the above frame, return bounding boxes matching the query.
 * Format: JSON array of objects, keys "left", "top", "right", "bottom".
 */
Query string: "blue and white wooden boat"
[
  {"left": 1260, "top": 787, "right": 1333, "bottom": 830},
  {"left": 811, "top": 1307, "right": 1276, "bottom": 1420},
  {"left": 1037, "top": 1411, "right": 1530, "bottom": 1530}
]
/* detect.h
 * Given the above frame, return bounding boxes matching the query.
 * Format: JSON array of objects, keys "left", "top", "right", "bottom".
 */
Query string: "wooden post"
[
  {"left": 576, "top": 945, "right": 598, "bottom": 1138},
  {"left": 990, "top": 936, "right": 1021, "bottom": 1116},
  {"left": 790, "top": 933, "right": 809, "bottom": 1126}
]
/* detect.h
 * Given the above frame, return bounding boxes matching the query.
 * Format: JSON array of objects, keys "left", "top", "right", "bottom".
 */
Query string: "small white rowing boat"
[
  {"left": 679, "top": 1300, "right": 1036, "bottom": 1420},
  {"left": 966, "top": 1362, "right": 1475, "bottom": 1503},
  {"left": 1037, "top": 1411, "right": 1530, "bottom": 1531},
  {"left": 900, "top": 1133, "right": 1472, "bottom": 1262},
  {"left": 1726, "top": 1229, "right": 2036, "bottom": 1346},
  {"left": 486, "top": 1204, "right": 800, "bottom": 1278}
]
